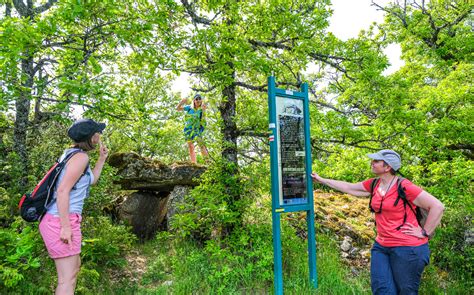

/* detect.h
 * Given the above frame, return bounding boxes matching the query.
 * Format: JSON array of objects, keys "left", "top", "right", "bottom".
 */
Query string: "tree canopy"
[{"left": 0, "top": 0, "right": 472, "bottom": 292}]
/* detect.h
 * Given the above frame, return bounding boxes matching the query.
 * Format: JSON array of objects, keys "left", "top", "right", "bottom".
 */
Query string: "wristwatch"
[{"left": 421, "top": 228, "right": 431, "bottom": 239}]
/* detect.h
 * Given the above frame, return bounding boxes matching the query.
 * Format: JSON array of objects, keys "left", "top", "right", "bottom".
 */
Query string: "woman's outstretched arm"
[{"left": 311, "top": 173, "right": 370, "bottom": 197}]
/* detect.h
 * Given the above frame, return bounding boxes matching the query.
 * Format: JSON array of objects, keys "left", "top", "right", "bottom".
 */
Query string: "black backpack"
[
  {"left": 18, "top": 149, "right": 86, "bottom": 222},
  {"left": 369, "top": 177, "right": 428, "bottom": 230}
]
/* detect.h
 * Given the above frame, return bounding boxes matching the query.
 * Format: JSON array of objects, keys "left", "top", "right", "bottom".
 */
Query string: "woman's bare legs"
[
  {"left": 187, "top": 141, "right": 196, "bottom": 163},
  {"left": 54, "top": 254, "right": 81, "bottom": 295},
  {"left": 200, "top": 144, "right": 209, "bottom": 159},
  {"left": 196, "top": 138, "right": 208, "bottom": 162}
]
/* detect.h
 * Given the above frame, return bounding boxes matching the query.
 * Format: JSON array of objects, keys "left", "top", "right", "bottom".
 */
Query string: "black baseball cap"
[{"left": 67, "top": 119, "right": 106, "bottom": 142}]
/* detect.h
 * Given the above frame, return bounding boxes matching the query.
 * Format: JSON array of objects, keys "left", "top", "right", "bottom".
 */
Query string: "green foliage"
[
  {"left": 170, "top": 159, "right": 246, "bottom": 241},
  {"left": 419, "top": 264, "right": 472, "bottom": 295},
  {"left": 430, "top": 208, "right": 473, "bottom": 285},
  {"left": 84, "top": 163, "right": 121, "bottom": 217},
  {"left": 169, "top": 226, "right": 274, "bottom": 293},
  {"left": 0, "top": 216, "right": 136, "bottom": 293},
  {"left": 81, "top": 216, "right": 136, "bottom": 268},
  {"left": 76, "top": 267, "right": 101, "bottom": 294},
  {"left": 312, "top": 147, "right": 372, "bottom": 184},
  {"left": 310, "top": 0, "right": 473, "bottom": 208},
  {"left": 100, "top": 74, "right": 192, "bottom": 162},
  {"left": 0, "top": 0, "right": 472, "bottom": 293},
  {"left": 0, "top": 187, "right": 11, "bottom": 225},
  {"left": 421, "top": 157, "right": 473, "bottom": 207},
  {"left": 0, "top": 219, "right": 42, "bottom": 289}
]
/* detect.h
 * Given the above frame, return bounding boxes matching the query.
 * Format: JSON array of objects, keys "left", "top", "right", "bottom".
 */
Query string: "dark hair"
[
  {"left": 72, "top": 137, "right": 96, "bottom": 151},
  {"left": 382, "top": 161, "right": 397, "bottom": 175}
]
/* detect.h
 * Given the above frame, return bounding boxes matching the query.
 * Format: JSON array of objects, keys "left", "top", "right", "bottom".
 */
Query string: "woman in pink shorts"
[{"left": 39, "top": 119, "right": 108, "bottom": 295}]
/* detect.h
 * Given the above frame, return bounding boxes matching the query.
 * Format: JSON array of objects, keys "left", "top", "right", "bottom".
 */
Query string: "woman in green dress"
[{"left": 176, "top": 94, "right": 209, "bottom": 163}]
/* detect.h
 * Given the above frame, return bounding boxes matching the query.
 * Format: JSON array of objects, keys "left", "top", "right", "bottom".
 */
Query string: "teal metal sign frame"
[{"left": 268, "top": 76, "right": 317, "bottom": 294}]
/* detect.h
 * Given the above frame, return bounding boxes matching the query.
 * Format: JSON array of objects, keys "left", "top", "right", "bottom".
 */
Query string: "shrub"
[
  {"left": 81, "top": 216, "right": 136, "bottom": 268},
  {"left": 0, "top": 219, "right": 43, "bottom": 289},
  {"left": 170, "top": 159, "right": 247, "bottom": 242},
  {"left": 84, "top": 163, "right": 122, "bottom": 217},
  {"left": 430, "top": 207, "right": 473, "bottom": 285}
]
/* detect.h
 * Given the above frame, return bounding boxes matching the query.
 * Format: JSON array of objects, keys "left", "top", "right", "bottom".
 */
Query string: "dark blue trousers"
[{"left": 371, "top": 241, "right": 430, "bottom": 295}]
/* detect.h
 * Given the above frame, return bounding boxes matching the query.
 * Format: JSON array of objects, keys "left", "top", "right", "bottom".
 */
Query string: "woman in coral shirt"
[{"left": 312, "top": 149, "right": 444, "bottom": 295}]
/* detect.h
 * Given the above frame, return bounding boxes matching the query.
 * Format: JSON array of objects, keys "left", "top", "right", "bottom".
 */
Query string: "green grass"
[
  {"left": 2, "top": 226, "right": 470, "bottom": 294},
  {"left": 104, "top": 232, "right": 469, "bottom": 295},
  {"left": 419, "top": 264, "right": 473, "bottom": 295},
  {"left": 108, "top": 232, "right": 371, "bottom": 294},
  {"left": 283, "top": 234, "right": 371, "bottom": 295}
]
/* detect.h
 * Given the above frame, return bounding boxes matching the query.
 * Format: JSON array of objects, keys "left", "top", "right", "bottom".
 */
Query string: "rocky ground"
[{"left": 286, "top": 190, "right": 375, "bottom": 270}]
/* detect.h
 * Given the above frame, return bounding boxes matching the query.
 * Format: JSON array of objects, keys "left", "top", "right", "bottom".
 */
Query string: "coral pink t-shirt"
[{"left": 362, "top": 178, "right": 427, "bottom": 247}]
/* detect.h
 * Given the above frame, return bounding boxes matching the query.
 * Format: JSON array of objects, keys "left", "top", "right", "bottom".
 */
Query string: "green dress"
[{"left": 183, "top": 105, "right": 205, "bottom": 141}]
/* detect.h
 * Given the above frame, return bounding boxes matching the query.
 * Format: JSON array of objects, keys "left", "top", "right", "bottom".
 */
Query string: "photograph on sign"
[{"left": 275, "top": 96, "right": 307, "bottom": 206}]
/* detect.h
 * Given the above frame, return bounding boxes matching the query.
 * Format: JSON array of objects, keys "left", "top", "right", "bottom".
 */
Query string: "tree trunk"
[
  {"left": 5, "top": 2, "right": 12, "bottom": 17},
  {"left": 11, "top": 0, "right": 55, "bottom": 190},
  {"left": 218, "top": 61, "right": 243, "bottom": 236},
  {"left": 13, "top": 54, "right": 34, "bottom": 189},
  {"left": 219, "top": 66, "right": 238, "bottom": 166}
]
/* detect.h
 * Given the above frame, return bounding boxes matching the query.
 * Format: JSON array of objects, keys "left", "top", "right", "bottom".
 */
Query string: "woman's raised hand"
[{"left": 99, "top": 141, "right": 108, "bottom": 160}]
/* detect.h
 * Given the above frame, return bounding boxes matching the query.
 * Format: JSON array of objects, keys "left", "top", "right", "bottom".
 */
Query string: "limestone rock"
[
  {"left": 120, "top": 191, "right": 169, "bottom": 240},
  {"left": 314, "top": 191, "right": 375, "bottom": 246},
  {"left": 349, "top": 247, "right": 359, "bottom": 257},
  {"left": 108, "top": 152, "right": 206, "bottom": 191},
  {"left": 166, "top": 185, "right": 192, "bottom": 228},
  {"left": 341, "top": 236, "right": 352, "bottom": 252},
  {"left": 109, "top": 153, "right": 205, "bottom": 240},
  {"left": 465, "top": 228, "right": 474, "bottom": 245}
]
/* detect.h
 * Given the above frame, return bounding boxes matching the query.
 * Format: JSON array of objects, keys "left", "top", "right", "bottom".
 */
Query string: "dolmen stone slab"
[
  {"left": 108, "top": 152, "right": 206, "bottom": 191},
  {"left": 108, "top": 152, "right": 206, "bottom": 240}
]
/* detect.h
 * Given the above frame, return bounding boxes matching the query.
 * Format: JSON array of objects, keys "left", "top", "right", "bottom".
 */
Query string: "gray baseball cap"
[{"left": 368, "top": 149, "right": 401, "bottom": 171}]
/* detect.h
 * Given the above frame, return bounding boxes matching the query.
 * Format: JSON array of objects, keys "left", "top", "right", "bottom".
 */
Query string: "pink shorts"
[{"left": 39, "top": 213, "right": 82, "bottom": 259}]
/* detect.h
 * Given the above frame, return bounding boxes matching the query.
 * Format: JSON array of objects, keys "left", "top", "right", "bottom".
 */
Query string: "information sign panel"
[
  {"left": 268, "top": 76, "right": 317, "bottom": 294},
  {"left": 276, "top": 96, "right": 307, "bottom": 205}
]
